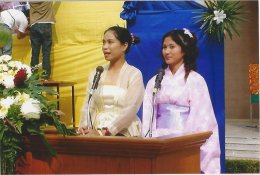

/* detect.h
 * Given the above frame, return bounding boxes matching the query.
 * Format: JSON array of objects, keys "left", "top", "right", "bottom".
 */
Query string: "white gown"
[{"left": 80, "top": 62, "right": 145, "bottom": 137}]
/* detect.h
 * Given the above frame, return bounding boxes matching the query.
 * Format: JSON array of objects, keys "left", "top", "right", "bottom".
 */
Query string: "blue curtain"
[{"left": 121, "top": 1, "right": 225, "bottom": 173}]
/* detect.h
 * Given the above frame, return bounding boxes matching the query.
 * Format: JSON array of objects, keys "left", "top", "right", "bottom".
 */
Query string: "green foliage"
[
  {"left": 6, "top": 104, "right": 23, "bottom": 134},
  {"left": 194, "top": 0, "right": 245, "bottom": 41},
  {"left": 0, "top": 26, "right": 12, "bottom": 46},
  {"left": 226, "top": 159, "right": 260, "bottom": 173},
  {"left": 0, "top": 124, "right": 23, "bottom": 175},
  {"left": 0, "top": 58, "right": 76, "bottom": 174}
]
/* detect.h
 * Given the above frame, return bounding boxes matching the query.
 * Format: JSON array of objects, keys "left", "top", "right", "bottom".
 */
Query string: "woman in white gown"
[
  {"left": 142, "top": 28, "right": 221, "bottom": 173},
  {"left": 78, "top": 26, "right": 144, "bottom": 137}
]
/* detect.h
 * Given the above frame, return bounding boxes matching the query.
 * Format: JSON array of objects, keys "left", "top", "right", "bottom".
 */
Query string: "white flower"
[
  {"left": 0, "top": 96, "right": 15, "bottom": 108},
  {"left": 31, "top": 63, "right": 42, "bottom": 72},
  {"left": 0, "top": 107, "right": 8, "bottom": 119},
  {"left": 0, "top": 74, "right": 3, "bottom": 84},
  {"left": 3, "top": 75, "right": 15, "bottom": 88},
  {"left": 21, "top": 98, "right": 41, "bottom": 120},
  {"left": 0, "top": 64, "right": 8, "bottom": 72},
  {"left": 7, "top": 69, "right": 15, "bottom": 76},
  {"left": 183, "top": 28, "right": 193, "bottom": 38},
  {"left": 9, "top": 61, "right": 23, "bottom": 69},
  {"left": 21, "top": 64, "right": 32, "bottom": 79},
  {"left": 15, "top": 92, "right": 31, "bottom": 104},
  {"left": 0, "top": 96, "right": 15, "bottom": 119},
  {"left": 0, "top": 55, "right": 12, "bottom": 63},
  {"left": 213, "top": 10, "right": 226, "bottom": 24}
]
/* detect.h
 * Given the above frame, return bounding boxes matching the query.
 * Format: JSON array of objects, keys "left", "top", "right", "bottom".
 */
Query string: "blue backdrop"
[{"left": 121, "top": 1, "right": 225, "bottom": 173}]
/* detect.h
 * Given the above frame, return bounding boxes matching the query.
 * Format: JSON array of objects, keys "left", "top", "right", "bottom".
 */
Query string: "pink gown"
[{"left": 142, "top": 64, "right": 221, "bottom": 173}]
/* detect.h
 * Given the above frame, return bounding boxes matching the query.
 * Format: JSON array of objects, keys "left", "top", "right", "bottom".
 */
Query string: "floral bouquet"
[
  {"left": 0, "top": 55, "right": 76, "bottom": 174},
  {"left": 194, "top": 0, "right": 245, "bottom": 41}
]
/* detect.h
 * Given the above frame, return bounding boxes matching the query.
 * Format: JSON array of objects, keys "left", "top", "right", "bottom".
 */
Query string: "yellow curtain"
[{"left": 12, "top": 1, "right": 125, "bottom": 126}]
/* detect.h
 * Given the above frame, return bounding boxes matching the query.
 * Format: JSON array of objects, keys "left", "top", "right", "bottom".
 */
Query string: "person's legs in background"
[
  {"left": 41, "top": 23, "right": 52, "bottom": 80},
  {"left": 30, "top": 23, "right": 42, "bottom": 72}
]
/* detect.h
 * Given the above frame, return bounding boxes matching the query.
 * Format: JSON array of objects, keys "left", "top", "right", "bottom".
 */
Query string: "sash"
[{"left": 156, "top": 103, "right": 190, "bottom": 132}]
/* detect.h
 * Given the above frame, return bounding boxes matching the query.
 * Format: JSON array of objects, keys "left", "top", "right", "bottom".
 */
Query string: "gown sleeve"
[
  {"left": 142, "top": 77, "right": 156, "bottom": 137},
  {"left": 186, "top": 75, "right": 221, "bottom": 173},
  {"left": 107, "top": 69, "right": 145, "bottom": 136}
]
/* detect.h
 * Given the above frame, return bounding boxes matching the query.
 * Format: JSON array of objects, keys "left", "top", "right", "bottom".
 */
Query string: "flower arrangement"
[
  {"left": 0, "top": 55, "right": 76, "bottom": 174},
  {"left": 194, "top": 0, "right": 245, "bottom": 41}
]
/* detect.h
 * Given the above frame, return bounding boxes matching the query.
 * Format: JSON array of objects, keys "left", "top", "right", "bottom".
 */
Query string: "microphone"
[
  {"left": 89, "top": 66, "right": 104, "bottom": 95},
  {"left": 87, "top": 66, "right": 104, "bottom": 129},
  {"left": 152, "top": 68, "right": 165, "bottom": 96},
  {"left": 147, "top": 68, "right": 165, "bottom": 137},
  {"left": 153, "top": 68, "right": 165, "bottom": 95}
]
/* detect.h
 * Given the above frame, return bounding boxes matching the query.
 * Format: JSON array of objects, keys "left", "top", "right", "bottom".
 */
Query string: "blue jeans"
[{"left": 30, "top": 23, "right": 52, "bottom": 79}]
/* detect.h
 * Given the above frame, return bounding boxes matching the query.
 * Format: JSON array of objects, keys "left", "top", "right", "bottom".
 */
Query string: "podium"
[{"left": 16, "top": 131, "right": 212, "bottom": 174}]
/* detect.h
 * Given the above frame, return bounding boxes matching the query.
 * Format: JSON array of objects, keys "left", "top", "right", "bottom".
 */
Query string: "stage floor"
[
  {"left": 226, "top": 119, "right": 259, "bottom": 138},
  {"left": 225, "top": 119, "right": 259, "bottom": 160}
]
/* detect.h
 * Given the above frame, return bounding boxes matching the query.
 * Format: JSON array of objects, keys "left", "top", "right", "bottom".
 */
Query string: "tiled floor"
[
  {"left": 226, "top": 119, "right": 259, "bottom": 138},
  {"left": 225, "top": 119, "right": 260, "bottom": 160}
]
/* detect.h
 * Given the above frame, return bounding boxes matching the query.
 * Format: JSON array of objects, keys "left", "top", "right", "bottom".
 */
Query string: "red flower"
[{"left": 14, "top": 69, "right": 27, "bottom": 87}]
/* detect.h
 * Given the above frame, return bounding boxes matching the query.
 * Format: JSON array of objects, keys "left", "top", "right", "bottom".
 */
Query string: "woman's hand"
[
  {"left": 77, "top": 127, "right": 87, "bottom": 135},
  {"left": 77, "top": 127, "right": 100, "bottom": 136}
]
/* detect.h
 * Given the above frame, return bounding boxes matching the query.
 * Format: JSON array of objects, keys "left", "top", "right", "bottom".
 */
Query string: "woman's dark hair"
[
  {"left": 161, "top": 29, "right": 199, "bottom": 80},
  {"left": 104, "top": 26, "right": 140, "bottom": 54}
]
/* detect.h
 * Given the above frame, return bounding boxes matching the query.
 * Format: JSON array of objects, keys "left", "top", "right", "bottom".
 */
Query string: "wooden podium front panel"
[
  {"left": 17, "top": 151, "right": 152, "bottom": 174},
  {"left": 16, "top": 131, "right": 211, "bottom": 174},
  {"left": 153, "top": 147, "right": 199, "bottom": 173},
  {"left": 52, "top": 154, "right": 152, "bottom": 174}
]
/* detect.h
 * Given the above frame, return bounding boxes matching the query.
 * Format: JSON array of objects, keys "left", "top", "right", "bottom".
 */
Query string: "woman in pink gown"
[{"left": 142, "top": 28, "right": 221, "bottom": 173}]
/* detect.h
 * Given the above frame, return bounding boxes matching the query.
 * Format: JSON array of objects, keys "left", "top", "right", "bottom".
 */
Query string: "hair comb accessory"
[
  {"left": 183, "top": 28, "right": 193, "bottom": 38},
  {"left": 130, "top": 33, "right": 140, "bottom": 45}
]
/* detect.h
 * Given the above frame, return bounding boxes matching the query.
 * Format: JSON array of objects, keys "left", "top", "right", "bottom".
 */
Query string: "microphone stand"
[
  {"left": 147, "top": 68, "right": 165, "bottom": 137},
  {"left": 148, "top": 94, "right": 156, "bottom": 137},
  {"left": 86, "top": 66, "right": 104, "bottom": 129},
  {"left": 86, "top": 93, "right": 94, "bottom": 129},
  {"left": 86, "top": 87, "right": 96, "bottom": 129}
]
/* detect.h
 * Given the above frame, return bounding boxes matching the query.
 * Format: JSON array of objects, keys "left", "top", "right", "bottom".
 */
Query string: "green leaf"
[
  {"left": 0, "top": 123, "right": 8, "bottom": 140},
  {"left": 192, "top": 0, "right": 245, "bottom": 41},
  {"left": 35, "top": 132, "right": 57, "bottom": 156},
  {"left": 41, "top": 136, "right": 57, "bottom": 156},
  {"left": 228, "top": 20, "right": 240, "bottom": 37},
  {"left": 25, "top": 121, "right": 41, "bottom": 134},
  {"left": 1, "top": 58, "right": 78, "bottom": 174},
  {"left": 225, "top": 27, "right": 233, "bottom": 39}
]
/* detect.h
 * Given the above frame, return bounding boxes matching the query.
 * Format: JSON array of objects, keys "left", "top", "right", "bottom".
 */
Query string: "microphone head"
[
  {"left": 153, "top": 68, "right": 165, "bottom": 95},
  {"left": 96, "top": 66, "right": 104, "bottom": 73},
  {"left": 158, "top": 68, "right": 165, "bottom": 76},
  {"left": 91, "top": 66, "right": 104, "bottom": 92},
  {"left": 155, "top": 68, "right": 165, "bottom": 81}
]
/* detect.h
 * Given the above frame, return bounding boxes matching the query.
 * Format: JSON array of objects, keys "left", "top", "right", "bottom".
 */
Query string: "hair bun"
[{"left": 131, "top": 33, "right": 140, "bottom": 45}]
